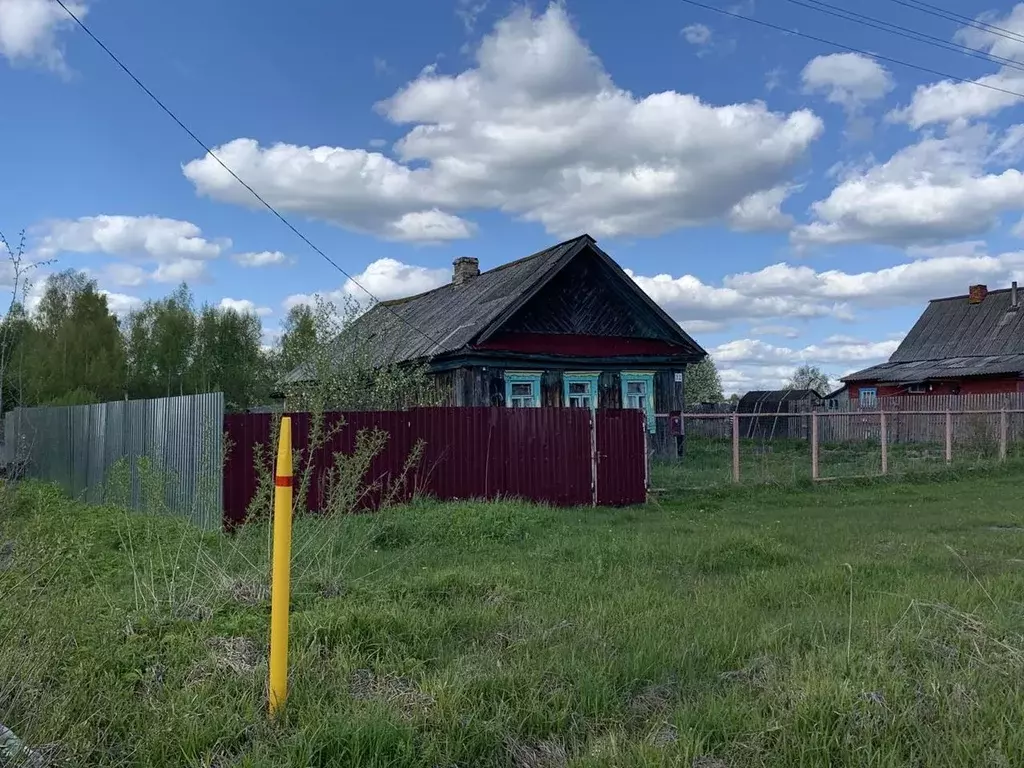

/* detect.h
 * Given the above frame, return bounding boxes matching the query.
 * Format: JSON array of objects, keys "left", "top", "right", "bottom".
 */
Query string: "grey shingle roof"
[
  {"left": 844, "top": 287, "right": 1024, "bottom": 383},
  {"left": 283, "top": 234, "right": 705, "bottom": 386},
  {"left": 355, "top": 235, "right": 586, "bottom": 364}
]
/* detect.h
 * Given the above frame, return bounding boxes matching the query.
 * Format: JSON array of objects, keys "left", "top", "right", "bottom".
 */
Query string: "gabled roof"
[
  {"left": 738, "top": 389, "right": 821, "bottom": 409},
  {"left": 283, "top": 234, "right": 703, "bottom": 385},
  {"left": 845, "top": 287, "right": 1024, "bottom": 383}
]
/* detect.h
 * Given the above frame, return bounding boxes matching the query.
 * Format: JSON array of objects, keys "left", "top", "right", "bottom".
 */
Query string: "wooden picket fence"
[{"left": 685, "top": 394, "right": 1024, "bottom": 443}]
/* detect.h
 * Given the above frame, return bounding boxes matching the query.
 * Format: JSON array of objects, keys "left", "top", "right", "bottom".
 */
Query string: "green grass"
[
  {"left": 4, "top": 471, "right": 1024, "bottom": 766},
  {"left": 667, "top": 436, "right": 1019, "bottom": 490}
]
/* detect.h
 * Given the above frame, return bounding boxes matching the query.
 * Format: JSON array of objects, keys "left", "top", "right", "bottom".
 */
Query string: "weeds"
[{"left": 4, "top": 471, "right": 1024, "bottom": 765}]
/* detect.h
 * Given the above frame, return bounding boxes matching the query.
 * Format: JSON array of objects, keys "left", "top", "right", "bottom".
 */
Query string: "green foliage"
[
  {"left": 787, "top": 363, "right": 832, "bottom": 397},
  {"left": 684, "top": 357, "right": 724, "bottom": 404},
  {"left": 281, "top": 295, "right": 443, "bottom": 413},
  {"left": 6, "top": 471, "right": 1024, "bottom": 765},
  {"left": 19, "top": 269, "right": 127, "bottom": 405},
  {"left": 2, "top": 268, "right": 275, "bottom": 413},
  {"left": 277, "top": 303, "right": 317, "bottom": 375}
]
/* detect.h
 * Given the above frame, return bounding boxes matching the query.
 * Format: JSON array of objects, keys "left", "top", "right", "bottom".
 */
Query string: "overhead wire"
[
  {"left": 49, "top": 0, "right": 446, "bottom": 351},
  {"left": 782, "top": 0, "right": 1024, "bottom": 75},
  {"left": 679, "top": 0, "right": 1024, "bottom": 103},
  {"left": 881, "top": 0, "right": 1024, "bottom": 47}
]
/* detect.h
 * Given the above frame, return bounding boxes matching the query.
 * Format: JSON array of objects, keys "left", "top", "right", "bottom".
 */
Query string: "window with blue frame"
[
  {"left": 621, "top": 371, "right": 656, "bottom": 432},
  {"left": 505, "top": 371, "right": 542, "bottom": 407},
  {"left": 859, "top": 387, "right": 878, "bottom": 408},
  {"left": 563, "top": 372, "right": 599, "bottom": 409}
]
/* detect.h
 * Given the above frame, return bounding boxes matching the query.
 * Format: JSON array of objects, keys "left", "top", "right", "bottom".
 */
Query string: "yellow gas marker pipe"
[{"left": 269, "top": 416, "right": 293, "bottom": 718}]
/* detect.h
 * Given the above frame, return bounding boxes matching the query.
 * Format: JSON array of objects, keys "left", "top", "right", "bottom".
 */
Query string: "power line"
[
  {"left": 680, "top": 0, "right": 1024, "bottom": 102},
  {"left": 50, "top": 0, "right": 446, "bottom": 350},
  {"left": 882, "top": 0, "right": 1024, "bottom": 47},
  {"left": 784, "top": 0, "right": 1024, "bottom": 75}
]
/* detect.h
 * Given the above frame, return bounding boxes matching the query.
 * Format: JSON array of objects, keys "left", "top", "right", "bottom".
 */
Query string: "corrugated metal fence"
[
  {"left": 3, "top": 393, "right": 224, "bottom": 529},
  {"left": 223, "top": 407, "right": 648, "bottom": 527}
]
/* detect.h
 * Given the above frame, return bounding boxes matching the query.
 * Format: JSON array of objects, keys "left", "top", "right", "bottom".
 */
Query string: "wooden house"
[
  {"left": 844, "top": 282, "right": 1024, "bottom": 405},
  {"left": 283, "top": 234, "right": 706, "bottom": 456}
]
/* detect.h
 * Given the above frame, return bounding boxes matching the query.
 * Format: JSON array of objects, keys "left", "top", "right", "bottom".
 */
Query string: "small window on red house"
[{"left": 860, "top": 387, "right": 877, "bottom": 407}]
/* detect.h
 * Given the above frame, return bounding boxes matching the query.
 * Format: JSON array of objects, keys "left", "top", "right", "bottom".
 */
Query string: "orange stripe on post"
[{"left": 274, "top": 475, "right": 292, "bottom": 487}]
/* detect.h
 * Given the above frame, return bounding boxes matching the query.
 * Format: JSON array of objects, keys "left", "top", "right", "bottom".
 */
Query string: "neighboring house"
[
  {"left": 283, "top": 234, "right": 706, "bottom": 456},
  {"left": 737, "top": 389, "right": 822, "bottom": 439},
  {"left": 823, "top": 384, "right": 850, "bottom": 409},
  {"left": 844, "top": 282, "right": 1024, "bottom": 406}
]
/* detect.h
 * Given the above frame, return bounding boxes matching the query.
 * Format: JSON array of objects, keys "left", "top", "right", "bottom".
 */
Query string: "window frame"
[
  {"left": 620, "top": 371, "right": 656, "bottom": 433},
  {"left": 563, "top": 372, "right": 599, "bottom": 410},
  {"left": 859, "top": 387, "right": 878, "bottom": 408},
  {"left": 505, "top": 370, "right": 542, "bottom": 408}
]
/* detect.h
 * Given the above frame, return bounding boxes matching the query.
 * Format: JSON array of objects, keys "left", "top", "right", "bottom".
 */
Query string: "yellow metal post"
[{"left": 269, "top": 416, "right": 293, "bottom": 718}]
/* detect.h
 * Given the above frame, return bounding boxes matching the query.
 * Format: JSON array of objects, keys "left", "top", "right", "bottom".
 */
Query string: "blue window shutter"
[
  {"left": 563, "top": 372, "right": 599, "bottom": 409},
  {"left": 505, "top": 371, "right": 542, "bottom": 407},
  {"left": 621, "top": 371, "right": 656, "bottom": 433}
]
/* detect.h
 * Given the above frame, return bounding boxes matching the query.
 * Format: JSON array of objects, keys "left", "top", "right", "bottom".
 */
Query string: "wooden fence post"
[
  {"left": 731, "top": 413, "right": 740, "bottom": 484},
  {"left": 590, "top": 412, "right": 598, "bottom": 506},
  {"left": 811, "top": 411, "right": 819, "bottom": 481},
  {"left": 1000, "top": 409, "right": 1008, "bottom": 462},
  {"left": 945, "top": 410, "right": 953, "bottom": 464},
  {"left": 880, "top": 410, "right": 888, "bottom": 475}
]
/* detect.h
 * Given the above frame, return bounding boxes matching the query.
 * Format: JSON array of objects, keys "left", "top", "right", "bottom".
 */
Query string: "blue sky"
[{"left": 3, "top": 0, "right": 1024, "bottom": 394}]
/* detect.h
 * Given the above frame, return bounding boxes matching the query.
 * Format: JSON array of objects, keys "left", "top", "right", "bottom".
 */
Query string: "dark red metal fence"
[{"left": 222, "top": 407, "right": 647, "bottom": 528}]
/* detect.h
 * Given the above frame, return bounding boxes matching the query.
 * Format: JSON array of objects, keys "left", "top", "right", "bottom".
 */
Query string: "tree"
[
  {"left": 0, "top": 231, "right": 40, "bottom": 414},
  {"left": 24, "top": 269, "right": 126, "bottom": 404},
  {"left": 684, "top": 357, "right": 724, "bottom": 404},
  {"left": 787, "top": 364, "right": 831, "bottom": 396},
  {"left": 189, "top": 303, "right": 268, "bottom": 410},
  {"left": 281, "top": 295, "right": 440, "bottom": 412},
  {"left": 277, "top": 304, "right": 317, "bottom": 376}
]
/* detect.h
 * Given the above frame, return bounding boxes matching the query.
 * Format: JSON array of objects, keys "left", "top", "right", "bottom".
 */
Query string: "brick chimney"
[
  {"left": 453, "top": 257, "right": 480, "bottom": 285},
  {"left": 969, "top": 284, "right": 988, "bottom": 304}
]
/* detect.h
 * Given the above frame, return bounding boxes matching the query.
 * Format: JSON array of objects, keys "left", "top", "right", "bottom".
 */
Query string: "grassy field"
[{"left": 3, "top": 470, "right": 1024, "bottom": 766}]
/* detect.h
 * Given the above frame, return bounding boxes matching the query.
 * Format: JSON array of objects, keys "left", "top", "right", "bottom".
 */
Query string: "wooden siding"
[
  {"left": 502, "top": 251, "right": 665, "bottom": 338},
  {"left": 430, "top": 363, "right": 686, "bottom": 458},
  {"left": 476, "top": 332, "right": 689, "bottom": 357}
]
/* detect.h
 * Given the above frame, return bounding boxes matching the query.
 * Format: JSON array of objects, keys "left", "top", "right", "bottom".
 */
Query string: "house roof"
[
  {"left": 282, "top": 234, "right": 704, "bottom": 385},
  {"left": 738, "top": 389, "right": 821, "bottom": 410},
  {"left": 844, "top": 287, "right": 1024, "bottom": 383}
]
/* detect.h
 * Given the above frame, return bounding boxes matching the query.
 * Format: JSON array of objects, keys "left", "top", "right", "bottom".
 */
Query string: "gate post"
[
  {"left": 880, "top": 410, "right": 888, "bottom": 475},
  {"left": 590, "top": 412, "right": 598, "bottom": 507},
  {"left": 1000, "top": 409, "right": 1008, "bottom": 462},
  {"left": 811, "top": 411, "right": 819, "bottom": 481},
  {"left": 731, "top": 413, "right": 740, "bottom": 484},
  {"left": 945, "top": 410, "right": 953, "bottom": 464}
]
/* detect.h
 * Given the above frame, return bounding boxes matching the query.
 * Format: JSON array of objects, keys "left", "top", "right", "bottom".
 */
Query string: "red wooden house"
[{"left": 843, "top": 282, "right": 1024, "bottom": 406}]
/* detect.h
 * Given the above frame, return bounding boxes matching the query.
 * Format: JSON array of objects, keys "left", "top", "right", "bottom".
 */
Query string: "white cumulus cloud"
[
  {"left": 36, "top": 215, "right": 228, "bottom": 262},
  {"left": 184, "top": 3, "right": 822, "bottom": 242},
  {"left": 891, "top": 4, "right": 1024, "bottom": 128},
  {"left": 793, "top": 125, "right": 1024, "bottom": 247},
  {"left": 682, "top": 23, "right": 711, "bottom": 46},
  {"left": 219, "top": 297, "right": 272, "bottom": 317},
  {"left": 0, "top": 0, "right": 85, "bottom": 71},
  {"left": 232, "top": 250, "right": 291, "bottom": 267},
  {"left": 152, "top": 258, "right": 208, "bottom": 284},
  {"left": 802, "top": 53, "right": 893, "bottom": 111},
  {"left": 283, "top": 257, "right": 450, "bottom": 310}
]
